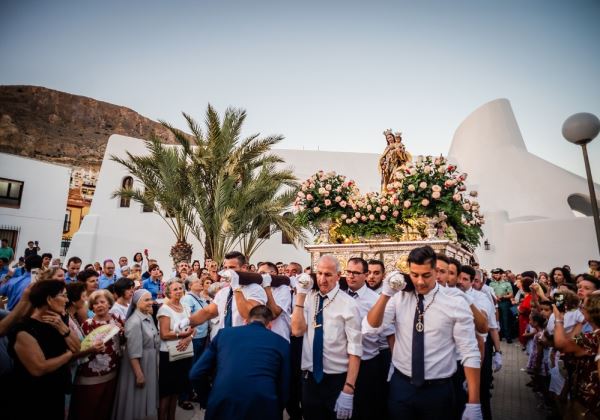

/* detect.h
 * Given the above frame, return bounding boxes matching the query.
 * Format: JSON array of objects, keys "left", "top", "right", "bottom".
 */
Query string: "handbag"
[{"left": 166, "top": 339, "right": 193, "bottom": 362}]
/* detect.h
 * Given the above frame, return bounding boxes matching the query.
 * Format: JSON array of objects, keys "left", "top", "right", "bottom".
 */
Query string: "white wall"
[
  {"left": 67, "top": 135, "right": 381, "bottom": 270},
  {"left": 0, "top": 153, "right": 70, "bottom": 261}
]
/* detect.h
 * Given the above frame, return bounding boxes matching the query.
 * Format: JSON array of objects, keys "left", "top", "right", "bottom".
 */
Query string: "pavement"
[{"left": 176, "top": 339, "right": 549, "bottom": 420}]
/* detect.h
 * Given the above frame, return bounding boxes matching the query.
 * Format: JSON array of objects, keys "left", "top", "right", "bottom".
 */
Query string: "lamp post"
[{"left": 562, "top": 112, "right": 600, "bottom": 254}]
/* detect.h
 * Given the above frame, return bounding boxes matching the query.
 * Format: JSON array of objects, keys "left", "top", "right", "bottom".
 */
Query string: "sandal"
[{"left": 178, "top": 401, "right": 194, "bottom": 410}]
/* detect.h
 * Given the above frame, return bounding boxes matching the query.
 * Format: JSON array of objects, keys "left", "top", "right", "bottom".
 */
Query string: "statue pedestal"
[{"left": 305, "top": 240, "right": 472, "bottom": 273}]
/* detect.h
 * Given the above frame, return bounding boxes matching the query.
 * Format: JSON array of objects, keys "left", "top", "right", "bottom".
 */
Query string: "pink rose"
[
  {"left": 462, "top": 203, "right": 471, "bottom": 211},
  {"left": 382, "top": 205, "right": 389, "bottom": 212},
  {"left": 325, "top": 184, "right": 332, "bottom": 191},
  {"left": 340, "top": 200, "right": 347, "bottom": 208},
  {"left": 335, "top": 196, "right": 342, "bottom": 202},
  {"left": 380, "top": 214, "right": 386, "bottom": 221},
  {"left": 453, "top": 194, "right": 461, "bottom": 202},
  {"left": 421, "top": 199, "right": 430, "bottom": 207},
  {"left": 306, "top": 194, "right": 314, "bottom": 201},
  {"left": 324, "top": 199, "right": 332, "bottom": 206},
  {"left": 313, "top": 207, "right": 321, "bottom": 213},
  {"left": 419, "top": 181, "right": 427, "bottom": 189},
  {"left": 376, "top": 207, "right": 382, "bottom": 213},
  {"left": 432, "top": 191, "right": 441, "bottom": 199},
  {"left": 369, "top": 214, "right": 375, "bottom": 220},
  {"left": 408, "top": 184, "right": 416, "bottom": 192},
  {"left": 431, "top": 185, "right": 442, "bottom": 192},
  {"left": 361, "top": 215, "right": 368, "bottom": 221},
  {"left": 341, "top": 214, "right": 347, "bottom": 219},
  {"left": 403, "top": 200, "right": 411, "bottom": 208},
  {"left": 392, "top": 210, "right": 399, "bottom": 217}
]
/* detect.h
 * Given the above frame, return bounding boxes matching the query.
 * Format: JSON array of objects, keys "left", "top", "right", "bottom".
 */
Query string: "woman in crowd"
[
  {"left": 113, "top": 289, "right": 160, "bottom": 420},
  {"left": 157, "top": 279, "right": 194, "bottom": 420},
  {"left": 181, "top": 274, "right": 211, "bottom": 409},
  {"left": 549, "top": 267, "right": 571, "bottom": 296},
  {"left": 200, "top": 276, "right": 213, "bottom": 303},
  {"left": 110, "top": 277, "right": 135, "bottom": 321},
  {"left": 70, "top": 289, "right": 124, "bottom": 420},
  {"left": 7, "top": 280, "right": 76, "bottom": 419},
  {"left": 191, "top": 260, "right": 201, "bottom": 275},
  {"left": 518, "top": 277, "right": 534, "bottom": 346},
  {"left": 553, "top": 294, "right": 600, "bottom": 418},
  {"left": 129, "top": 263, "right": 143, "bottom": 288},
  {"left": 37, "top": 266, "right": 66, "bottom": 282}
]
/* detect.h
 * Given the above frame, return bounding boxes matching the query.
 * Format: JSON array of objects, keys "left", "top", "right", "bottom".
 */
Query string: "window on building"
[
  {"left": 281, "top": 212, "right": 293, "bottom": 244},
  {"left": 0, "top": 178, "right": 24, "bottom": 208},
  {"left": 119, "top": 176, "right": 133, "bottom": 208},
  {"left": 63, "top": 210, "right": 72, "bottom": 233},
  {"left": 0, "top": 225, "right": 20, "bottom": 253}
]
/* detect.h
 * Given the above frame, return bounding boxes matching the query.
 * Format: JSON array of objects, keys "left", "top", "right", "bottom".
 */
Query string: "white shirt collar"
[{"left": 319, "top": 283, "right": 340, "bottom": 300}]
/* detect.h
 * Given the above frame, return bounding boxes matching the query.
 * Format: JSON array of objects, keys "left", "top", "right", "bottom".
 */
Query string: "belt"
[{"left": 395, "top": 368, "right": 452, "bottom": 386}]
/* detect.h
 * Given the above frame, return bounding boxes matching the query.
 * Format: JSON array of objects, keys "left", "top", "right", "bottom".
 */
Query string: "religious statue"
[{"left": 379, "top": 129, "right": 411, "bottom": 191}]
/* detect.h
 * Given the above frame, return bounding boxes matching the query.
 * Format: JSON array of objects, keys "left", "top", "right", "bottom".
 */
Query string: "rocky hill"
[{"left": 0, "top": 85, "right": 177, "bottom": 169}]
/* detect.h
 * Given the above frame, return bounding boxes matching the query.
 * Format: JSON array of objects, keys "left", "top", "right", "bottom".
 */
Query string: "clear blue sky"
[{"left": 1, "top": 0, "right": 599, "bottom": 179}]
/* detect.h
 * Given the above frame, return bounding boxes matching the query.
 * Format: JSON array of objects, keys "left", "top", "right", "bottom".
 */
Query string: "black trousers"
[
  {"left": 388, "top": 369, "right": 454, "bottom": 420},
  {"left": 378, "top": 348, "right": 392, "bottom": 419},
  {"left": 498, "top": 300, "right": 512, "bottom": 340},
  {"left": 451, "top": 361, "right": 467, "bottom": 420},
  {"left": 481, "top": 335, "right": 494, "bottom": 420},
  {"left": 354, "top": 354, "right": 386, "bottom": 419},
  {"left": 302, "top": 371, "right": 346, "bottom": 420},
  {"left": 286, "top": 335, "right": 304, "bottom": 420}
]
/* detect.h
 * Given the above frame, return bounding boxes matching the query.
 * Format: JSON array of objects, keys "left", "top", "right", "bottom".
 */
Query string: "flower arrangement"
[{"left": 294, "top": 157, "right": 484, "bottom": 247}]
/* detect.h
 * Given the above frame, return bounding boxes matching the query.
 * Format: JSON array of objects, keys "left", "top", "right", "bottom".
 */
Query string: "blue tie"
[
  {"left": 412, "top": 294, "right": 425, "bottom": 387},
  {"left": 224, "top": 288, "right": 233, "bottom": 328},
  {"left": 312, "top": 294, "right": 325, "bottom": 383}
]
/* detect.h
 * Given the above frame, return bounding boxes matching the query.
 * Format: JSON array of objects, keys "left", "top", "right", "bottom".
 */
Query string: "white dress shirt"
[
  {"left": 301, "top": 284, "right": 363, "bottom": 374},
  {"left": 363, "top": 283, "right": 480, "bottom": 379},
  {"left": 213, "top": 283, "right": 267, "bottom": 330},
  {"left": 546, "top": 309, "right": 584, "bottom": 335},
  {"left": 348, "top": 284, "right": 394, "bottom": 360},
  {"left": 270, "top": 285, "right": 292, "bottom": 342},
  {"left": 465, "top": 287, "right": 497, "bottom": 337}
]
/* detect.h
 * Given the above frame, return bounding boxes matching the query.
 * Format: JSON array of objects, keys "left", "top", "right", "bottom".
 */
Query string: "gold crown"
[
  {"left": 383, "top": 129, "right": 393, "bottom": 136},
  {"left": 394, "top": 131, "right": 403, "bottom": 140}
]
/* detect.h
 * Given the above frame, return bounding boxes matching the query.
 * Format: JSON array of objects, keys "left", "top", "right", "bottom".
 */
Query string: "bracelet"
[
  {"left": 295, "top": 304, "right": 304, "bottom": 309},
  {"left": 555, "top": 320, "right": 564, "bottom": 324},
  {"left": 345, "top": 382, "right": 355, "bottom": 391}
]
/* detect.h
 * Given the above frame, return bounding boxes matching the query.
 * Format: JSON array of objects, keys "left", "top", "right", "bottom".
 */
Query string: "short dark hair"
[
  {"left": 77, "top": 269, "right": 99, "bottom": 283},
  {"left": 29, "top": 280, "right": 65, "bottom": 308},
  {"left": 448, "top": 257, "right": 462, "bottom": 273},
  {"left": 460, "top": 265, "right": 476, "bottom": 281},
  {"left": 521, "top": 270, "right": 537, "bottom": 280},
  {"left": 66, "top": 282, "right": 86, "bottom": 308},
  {"left": 580, "top": 274, "right": 600, "bottom": 290},
  {"left": 435, "top": 253, "right": 450, "bottom": 265},
  {"left": 347, "top": 257, "right": 368, "bottom": 274},
  {"left": 531, "top": 312, "right": 546, "bottom": 328},
  {"left": 114, "top": 277, "right": 135, "bottom": 297},
  {"left": 224, "top": 251, "right": 246, "bottom": 267},
  {"left": 148, "top": 263, "right": 159, "bottom": 272},
  {"left": 248, "top": 305, "right": 274, "bottom": 324},
  {"left": 521, "top": 277, "right": 534, "bottom": 293},
  {"left": 538, "top": 300, "right": 553, "bottom": 310},
  {"left": 41, "top": 253, "right": 52, "bottom": 260},
  {"left": 257, "top": 261, "right": 278, "bottom": 274},
  {"left": 25, "top": 255, "right": 43, "bottom": 271},
  {"left": 408, "top": 246, "right": 437, "bottom": 269},
  {"left": 367, "top": 259, "right": 385, "bottom": 272},
  {"left": 67, "top": 256, "right": 82, "bottom": 266}
]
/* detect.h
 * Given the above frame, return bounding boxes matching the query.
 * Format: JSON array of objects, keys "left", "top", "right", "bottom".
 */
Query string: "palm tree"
[
  {"left": 111, "top": 135, "right": 194, "bottom": 265},
  {"left": 166, "top": 104, "right": 305, "bottom": 263}
]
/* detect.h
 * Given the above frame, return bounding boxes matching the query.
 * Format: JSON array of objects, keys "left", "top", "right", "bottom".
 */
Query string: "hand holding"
[
  {"left": 295, "top": 273, "right": 313, "bottom": 295},
  {"left": 176, "top": 318, "right": 191, "bottom": 332},
  {"left": 334, "top": 391, "right": 354, "bottom": 419},
  {"left": 219, "top": 269, "right": 240, "bottom": 288},
  {"left": 135, "top": 372, "right": 145, "bottom": 388},
  {"left": 261, "top": 274, "right": 272, "bottom": 288},
  {"left": 462, "top": 403, "right": 483, "bottom": 420},
  {"left": 382, "top": 271, "right": 405, "bottom": 297}
]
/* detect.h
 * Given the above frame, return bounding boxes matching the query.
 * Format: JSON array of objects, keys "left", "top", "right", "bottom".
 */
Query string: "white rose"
[
  {"left": 318, "top": 187, "right": 326, "bottom": 194},
  {"left": 408, "top": 184, "right": 416, "bottom": 192},
  {"left": 403, "top": 200, "right": 411, "bottom": 208},
  {"left": 325, "top": 184, "right": 332, "bottom": 191},
  {"left": 421, "top": 199, "right": 430, "bottom": 207},
  {"left": 432, "top": 185, "right": 442, "bottom": 192},
  {"left": 382, "top": 205, "right": 389, "bottom": 212},
  {"left": 368, "top": 214, "right": 375, "bottom": 220},
  {"left": 432, "top": 191, "right": 441, "bottom": 199},
  {"left": 437, "top": 165, "right": 446, "bottom": 173},
  {"left": 376, "top": 207, "right": 382, "bottom": 213},
  {"left": 352, "top": 217, "right": 358, "bottom": 223},
  {"left": 341, "top": 214, "right": 347, "bottom": 219},
  {"left": 345, "top": 218, "right": 352, "bottom": 224},
  {"left": 462, "top": 203, "right": 471, "bottom": 211},
  {"left": 419, "top": 181, "right": 427, "bottom": 189},
  {"left": 313, "top": 207, "right": 321, "bottom": 213}
]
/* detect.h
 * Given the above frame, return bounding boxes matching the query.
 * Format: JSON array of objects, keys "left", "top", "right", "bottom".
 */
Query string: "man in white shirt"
[
  {"left": 115, "top": 256, "right": 128, "bottom": 278},
  {"left": 366, "top": 259, "right": 385, "bottom": 294},
  {"left": 257, "top": 262, "right": 292, "bottom": 342},
  {"left": 363, "top": 246, "right": 482, "bottom": 419},
  {"left": 182, "top": 251, "right": 267, "bottom": 332},
  {"left": 345, "top": 257, "right": 393, "bottom": 420},
  {"left": 291, "top": 255, "right": 362, "bottom": 420},
  {"left": 285, "top": 261, "right": 305, "bottom": 420}
]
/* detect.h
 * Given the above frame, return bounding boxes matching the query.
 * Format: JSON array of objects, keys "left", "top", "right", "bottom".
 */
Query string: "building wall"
[
  {"left": 0, "top": 153, "right": 70, "bottom": 261},
  {"left": 64, "top": 204, "right": 90, "bottom": 238}
]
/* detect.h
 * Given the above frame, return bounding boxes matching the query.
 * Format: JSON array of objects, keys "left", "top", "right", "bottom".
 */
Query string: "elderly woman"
[
  {"left": 113, "top": 289, "right": 160, "bottom": 420},
  {"left": 553, "top": 294, "right": 600, "bottom": 418},
  {"left": 157, "top": 279, "right": 194, "bottom": 420},
  {"left": 7, "top": 280, "right": 75, "bottom": 419},
  {"left": 70, "top": 289, "right": 124, "bottom": 420},
  {"left": 37, "top": 266, "right": 66, "bottom": 282}
]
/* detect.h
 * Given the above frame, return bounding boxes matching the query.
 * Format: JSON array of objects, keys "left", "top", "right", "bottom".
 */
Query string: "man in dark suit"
[{"left": 190, "top": 305, "right": 290, "bottom": 420}]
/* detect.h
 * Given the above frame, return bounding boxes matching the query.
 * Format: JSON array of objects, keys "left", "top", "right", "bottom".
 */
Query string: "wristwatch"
[{"left": 233, "top": 287, "right": 243, "bottom": 293}]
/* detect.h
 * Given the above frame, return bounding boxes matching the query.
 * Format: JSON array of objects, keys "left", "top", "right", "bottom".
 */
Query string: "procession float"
[{"left": 294, "top": 130, "right": 484, "bottom": 272}]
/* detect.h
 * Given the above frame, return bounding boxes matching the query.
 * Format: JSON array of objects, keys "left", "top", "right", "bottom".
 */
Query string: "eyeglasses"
[{"left": 345, "top": 270, "right": 365, "bottom": 277}]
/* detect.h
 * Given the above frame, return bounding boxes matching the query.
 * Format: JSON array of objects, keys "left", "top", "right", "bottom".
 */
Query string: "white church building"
[{"left": 67, "top": 99, "right": 599, "bottom": 273}]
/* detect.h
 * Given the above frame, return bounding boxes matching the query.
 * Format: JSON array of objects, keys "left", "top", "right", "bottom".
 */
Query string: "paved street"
[{"left": 176, "top": 339, "right": 548, "bottom": 420}]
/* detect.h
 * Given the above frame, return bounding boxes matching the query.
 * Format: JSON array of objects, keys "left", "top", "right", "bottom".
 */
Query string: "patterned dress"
[{"left": 572, "top": 330, "right": 600, "bottom": 416}]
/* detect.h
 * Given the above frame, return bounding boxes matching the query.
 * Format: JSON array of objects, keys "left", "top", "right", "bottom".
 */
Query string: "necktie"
[
  {"left": 224, "top": 287, "right": 233, "bottom": 328},
  {"left": 347, "top": 290, "right": 358, "bottom": 298},
  {"left": 312, "top": 294, "right": 325, "bottom": 383},
  {"left": 412, "top": 293, "right": 425, "bottom": 387}
]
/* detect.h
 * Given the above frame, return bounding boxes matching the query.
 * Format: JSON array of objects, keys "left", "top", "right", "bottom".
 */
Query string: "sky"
[{"left": 1, "top": 0, "right": 599, "bottom": 180}]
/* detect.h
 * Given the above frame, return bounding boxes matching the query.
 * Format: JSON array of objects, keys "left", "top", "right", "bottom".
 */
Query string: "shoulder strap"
[{"left": 189, "top": 293, "right": 207, "bottom": 309}]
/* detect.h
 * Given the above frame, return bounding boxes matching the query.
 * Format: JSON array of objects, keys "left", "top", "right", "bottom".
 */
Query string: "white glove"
[
  {"left": 382, "top": 271, "right": 405, "bottom": 297},
  {"left": 219, "top": 269, "right": 240, "bottom": 288},
  {"left": 176, "top": 317, "right": 191, "bottom": 332},
  {"left": 334, "top": 391, "right": 354, "bottom": 419},
  {"left": 462, "top": 403, "right": 483, "bottom": 420},
  {"left": 261, "top": 274, "right": 272, "bottom": 288},
  {"left": 459, "top": 289, "right": 475, "bottom": 306},
  {"left": 295, "top": 273, "right": 313, "bottom": 295},
  {"left": 492, "top": 352, "right": 503, "bottom": 372}
]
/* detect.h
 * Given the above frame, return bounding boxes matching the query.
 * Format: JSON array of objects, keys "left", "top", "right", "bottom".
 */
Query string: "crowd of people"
[{"left": 0, "top": 238, "right": 599, "bottom": 420}]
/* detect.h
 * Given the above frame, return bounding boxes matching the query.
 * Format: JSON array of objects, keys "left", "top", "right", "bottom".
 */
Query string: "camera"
[{"left": 554, "top": 292, "right": 566, "bottom": 313}]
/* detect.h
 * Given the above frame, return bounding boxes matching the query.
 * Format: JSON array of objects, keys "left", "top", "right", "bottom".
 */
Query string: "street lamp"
[{"left": 562, "top": 112, "right": 600, "bottom": 254}]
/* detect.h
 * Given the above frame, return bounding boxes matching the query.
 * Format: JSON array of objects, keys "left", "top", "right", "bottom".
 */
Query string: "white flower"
[
  {"left": 462, "top": 203, "right": 471, "bottom": 211},
  {"left": 408, "top": 184, "right": 416, "bottom": 192},
  {"left": 432, "top": 191, "right": 441, "bottom": 199},
  {"left": 421, "top": 199, "right": 430, "bottom": 207},
  {"left": 325, "top": 184, "right": 332, "bottom": 191},
  {"left": 366, "top": 204, "right": 372, "bottom": 211},
  {"left": 352, "top": 217, "right": 358, "bottom": 223},
  {"left": 355, "top": 212, "right": 361, "bottom": 218},
  {"left": 369, "top": 214, "right": 375, "bottom": 220},
  {"left": 376, "top": 207, "right": 382, "bottom": 213},
  {"left": 409, "top": 168, "right": 417, "bottom": 175},
  {"left": 403, "top": 200, "right": 412, "bottom": 208},
  {"left": 345, "top": 218, "right": 352, "bottom": 224},
  {"left": 313, "top": 207, "right": 321, "bottom": 213},
  {"left": 341, "top": 214, "right": 347, "bottom": 219},
  {"left": 419, "top": 181, "right": 427, "bottom": 189},
  {"left": 437, "top": 165, "right": 446, "bottom": 173},
  {"left": 318, "top": 187, "right": 326, "bottom": 194},
  {"left": 382, "top": 205, "right": 389, "bottom": 212},
  {"left": 431, "top": 185, "right": 442, "bottom": 192},
  {"left": 297, "top": 191, "right": 305, "bottom": 198},
  {"left": 423, "top": 166, "right": 432, "bottom": 174}
]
